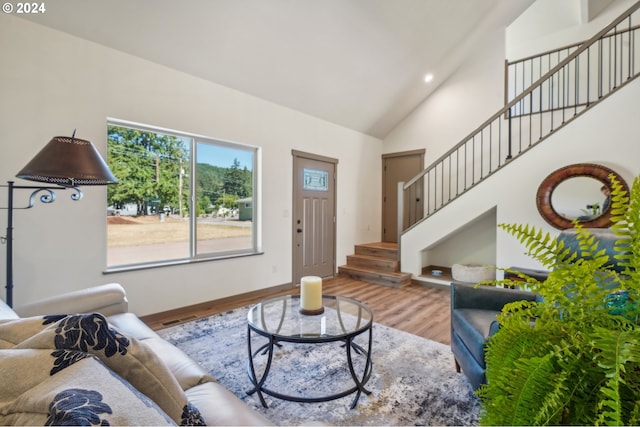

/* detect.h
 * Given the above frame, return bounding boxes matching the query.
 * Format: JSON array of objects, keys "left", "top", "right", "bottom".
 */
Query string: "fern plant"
[{"left": 478, "top": 174, "right": 640, "bottom": 426}]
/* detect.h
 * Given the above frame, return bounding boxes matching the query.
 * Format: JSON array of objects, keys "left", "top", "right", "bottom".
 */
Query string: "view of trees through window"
[{"left": 106, "top": 122, "right": 256, "bottom": 268}]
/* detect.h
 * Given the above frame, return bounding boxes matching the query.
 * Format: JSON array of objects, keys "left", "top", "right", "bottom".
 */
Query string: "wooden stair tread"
[
  {"left": 354, "top": 242, "right": 398, "bottom": 260},
  {"left": 356, "top": 242, "right": 398, "bottom": 250},
  {"left": 339, "top": 264, "right": 410, "bottom": 278},
  {"left": 347, "top": 253, "right": 399, "bottom": 266},
  {"left": 349, "top": 253, "right": 395, "bottom": 260},
  {"left": 339, "top": 242, "right": 409, "bottom": 288}
]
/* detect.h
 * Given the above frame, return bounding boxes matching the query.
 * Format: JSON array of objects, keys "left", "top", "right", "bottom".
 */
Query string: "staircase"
[{"left": 338, "top": 242, "right": 411, "bottom": 288}]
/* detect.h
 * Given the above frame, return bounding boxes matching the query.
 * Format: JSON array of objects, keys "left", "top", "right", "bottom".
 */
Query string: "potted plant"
[{"left": 478, "top": 174, "right": 640, "bottom": 426}]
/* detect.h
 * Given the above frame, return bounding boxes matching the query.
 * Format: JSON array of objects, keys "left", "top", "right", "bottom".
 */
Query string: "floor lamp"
[{"left": 1, "top": 132, "right": 117, "bottom": 307}]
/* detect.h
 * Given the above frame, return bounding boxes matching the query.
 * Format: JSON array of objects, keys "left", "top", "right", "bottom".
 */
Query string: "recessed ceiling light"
[{"left": 424, "top": 73, "right": 434, "bottom": 83}]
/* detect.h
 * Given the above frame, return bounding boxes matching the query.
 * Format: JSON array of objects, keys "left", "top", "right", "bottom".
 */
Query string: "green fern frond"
[
  {"left": 482, "top": 173, "right": 640, "bottom": 426},
  {"left": 481, "top": 323, "right": 566, "bottom": 426},
  {"left": 629, "top": 401, "right": 640, "bottom": 425},
  {"left": 610, "top": 175, "right": 633, "bottom": 227},
  {"left": 592, "top": 326, "right": 640, "bottom": 425},
  {"left": 498, "top": 223, "right": 563, "bottom": 270},
  {"left": 610, "top": 174, "right": 636, "bottom": 275},
  {"left": 509, "top": 355, "right": 564, "bottom": 426},
  {"left": 491, "top": 267, "right": 542, "bottom": 289}
]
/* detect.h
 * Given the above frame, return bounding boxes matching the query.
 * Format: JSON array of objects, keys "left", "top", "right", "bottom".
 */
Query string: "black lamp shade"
[{"left": 16, "top": 135, "right": 118, "bottom": 186}]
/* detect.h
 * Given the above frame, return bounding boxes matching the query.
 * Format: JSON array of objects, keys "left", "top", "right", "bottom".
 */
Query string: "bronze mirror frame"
[{"left": 536, "top": 163, "right": 628, "bottom": 229}]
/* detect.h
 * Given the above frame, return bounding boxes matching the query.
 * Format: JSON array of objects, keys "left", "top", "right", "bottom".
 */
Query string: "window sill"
[{"left": 103, "top": 250, "right": 264, "bottom": 274}]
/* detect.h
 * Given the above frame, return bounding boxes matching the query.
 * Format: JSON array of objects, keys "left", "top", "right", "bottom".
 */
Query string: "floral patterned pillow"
[
  {"left": 0, "top": 314, "right": 205, "bottom": 426},
  {"left": 0, "top": 348, "right": 177, "bottom": 425}
]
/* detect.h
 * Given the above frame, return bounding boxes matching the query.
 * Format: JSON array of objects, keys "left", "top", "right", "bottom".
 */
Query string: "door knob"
[{"left": 297, "top": 228, "right": 303, "bottom": 233}]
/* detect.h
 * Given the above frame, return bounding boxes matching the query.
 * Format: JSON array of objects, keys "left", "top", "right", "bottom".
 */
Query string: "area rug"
[{"left": 157, "top": 306, "right": 479, "bottom": 426}]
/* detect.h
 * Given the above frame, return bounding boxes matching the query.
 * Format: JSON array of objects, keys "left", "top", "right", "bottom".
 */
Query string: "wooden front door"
[{"left": 292, "top": 150, "right": 337, "bottom": 284}]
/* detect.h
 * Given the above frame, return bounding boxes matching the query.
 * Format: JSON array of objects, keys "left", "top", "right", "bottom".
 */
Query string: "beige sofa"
[{"left": 0, "top": 283, "right": 272, "bottom": 426}]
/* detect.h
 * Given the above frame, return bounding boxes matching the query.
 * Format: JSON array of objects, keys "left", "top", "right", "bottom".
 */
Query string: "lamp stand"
[
  {"left": 2, "top": 132, "right": 117, "bottom": 308},
  {"left": 4, "top": 181, "right": 14, "bottom": 308},
  {"left": 2, "top": 181, "right": 81, "bottom": 307}
]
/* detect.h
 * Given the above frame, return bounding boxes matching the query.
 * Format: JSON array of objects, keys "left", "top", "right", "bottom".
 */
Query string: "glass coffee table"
[{"left": 246, "top": 294, "right": 373, "bottom": 409}]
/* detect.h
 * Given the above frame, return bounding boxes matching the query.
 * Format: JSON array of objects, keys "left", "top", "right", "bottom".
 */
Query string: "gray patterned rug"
[{"left": 157, "top": 306, "right": 479, "bottom": 426}]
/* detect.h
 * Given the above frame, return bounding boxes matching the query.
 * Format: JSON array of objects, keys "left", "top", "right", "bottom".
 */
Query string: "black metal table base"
[{"left": 246, "top": 326, "right": 373, "bottom": 409}]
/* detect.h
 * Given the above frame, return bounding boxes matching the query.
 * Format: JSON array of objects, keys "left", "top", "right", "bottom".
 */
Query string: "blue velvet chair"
[
  {"left": 450, "top": 227, "right": 622, "bottom": 390},
  {"left": 450, "top": 282, "right": 538, "bottom": 390}
]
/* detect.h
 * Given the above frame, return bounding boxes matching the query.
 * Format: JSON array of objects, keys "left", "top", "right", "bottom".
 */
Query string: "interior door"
[
  {"left": 292, "top": 150, "right": 337, "bottom": 285},
  {"left": 382, "top": 150, "right": 425, "bottom": 243}
]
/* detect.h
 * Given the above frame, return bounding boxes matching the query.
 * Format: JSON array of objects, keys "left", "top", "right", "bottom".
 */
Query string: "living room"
[
  {"left": 1, "top": 0, "right": 640, "bottom": 425},
  {"left": 2, "top": 0, "right": 636, "bottom": 317}
]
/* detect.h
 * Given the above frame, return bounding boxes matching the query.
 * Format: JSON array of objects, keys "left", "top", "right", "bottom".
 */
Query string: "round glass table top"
[{"left": 247, "top": 295, "right": 373, "bottom": 341}]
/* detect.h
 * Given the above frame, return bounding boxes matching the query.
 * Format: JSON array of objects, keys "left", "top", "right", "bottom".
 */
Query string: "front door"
[
  {"left": 292, "top": 150, "right": 337, "bottom": 285},
  {"left": 382, "top": 150, "right": 425, "bottom": 243}
]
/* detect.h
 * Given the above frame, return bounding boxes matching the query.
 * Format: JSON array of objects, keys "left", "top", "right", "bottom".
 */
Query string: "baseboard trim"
[{"left": 140, "top": 282, "right": 295, "bottom": 329}]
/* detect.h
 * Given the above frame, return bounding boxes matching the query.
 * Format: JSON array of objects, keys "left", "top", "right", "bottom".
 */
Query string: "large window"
[{"left": 106, "top": 120, "right": 258, "bottom": 270}]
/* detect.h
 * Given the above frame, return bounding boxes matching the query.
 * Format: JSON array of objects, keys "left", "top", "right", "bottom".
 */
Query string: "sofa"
[{"left": 0, "top": 283, "right": 273, "bottom": 426}]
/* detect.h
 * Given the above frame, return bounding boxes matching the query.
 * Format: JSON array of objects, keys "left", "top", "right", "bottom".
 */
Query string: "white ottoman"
[{"left": 451, "top": 263, "right": 495, "bottom": 283}]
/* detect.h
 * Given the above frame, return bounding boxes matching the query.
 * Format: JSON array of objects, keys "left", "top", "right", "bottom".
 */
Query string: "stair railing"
[
  {"left": 397, "top": 1, "right": 640, "bottom": 252},
  {"left": 506, "top": 22, "right": 640, "bottom": 117}
]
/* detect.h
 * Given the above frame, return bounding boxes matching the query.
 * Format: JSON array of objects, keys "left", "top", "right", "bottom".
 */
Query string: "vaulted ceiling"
[{"left": 19, "top": 0, "right": 535, "bottom": 138}]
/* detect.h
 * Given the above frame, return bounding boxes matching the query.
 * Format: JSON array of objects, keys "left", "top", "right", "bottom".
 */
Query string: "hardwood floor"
[{"left": 141, "top": 277, "right": 452, "bottom": 345}]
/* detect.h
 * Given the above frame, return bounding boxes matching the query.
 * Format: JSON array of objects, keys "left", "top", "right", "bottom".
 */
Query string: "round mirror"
[
  {"left": 552, "top": 177, "right": 605, "bottom": 220},
  {"left": 536, "top": 163, "right": 628, "bottom": 229}
]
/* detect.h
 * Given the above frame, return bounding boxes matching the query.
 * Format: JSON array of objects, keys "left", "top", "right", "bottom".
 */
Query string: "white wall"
[
  {"left": 422, "top": 208, "right": 497, "bottom": 269},
  {"left": 0, "top": 15, "right": 382, "bottom": 315},
  {"left": 383, "top": 12, "right": 507, "bottom": 161}
]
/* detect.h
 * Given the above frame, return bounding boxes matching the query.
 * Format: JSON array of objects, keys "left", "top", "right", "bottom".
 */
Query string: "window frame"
[{"left": 105, "top": 118, "right": 261, "bottom": 273}]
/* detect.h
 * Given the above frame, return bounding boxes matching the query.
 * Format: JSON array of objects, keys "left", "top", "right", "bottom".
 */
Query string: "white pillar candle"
[{"left": 300, "top": 276, "right": 323, "bottom": 312}]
